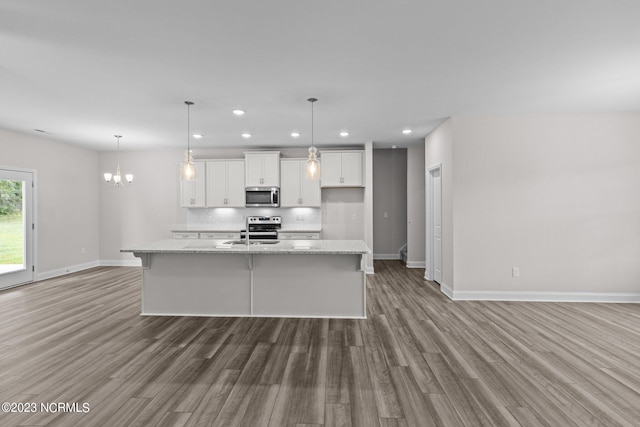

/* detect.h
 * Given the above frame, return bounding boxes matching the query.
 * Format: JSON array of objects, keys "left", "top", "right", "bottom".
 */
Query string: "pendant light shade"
[
  {"left": 306, "top": 97, "right": 320, "bottom": 180},
  {"left": 180, "top": 101, "right": 196, "bottom": 181},
  {"left": 104, "top": 135, "right": 133, "bottom": 187}
]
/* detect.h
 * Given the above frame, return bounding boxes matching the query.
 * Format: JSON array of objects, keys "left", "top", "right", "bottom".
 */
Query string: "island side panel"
[
  {"left": 142, "top": 253, "right": 251, "bottom": 316},
  {"left": 252, "top": 254, "right": 366, "bottom": 318}
]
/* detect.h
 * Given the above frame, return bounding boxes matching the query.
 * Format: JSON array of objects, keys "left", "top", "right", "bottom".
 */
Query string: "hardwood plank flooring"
[{"left": 1, "top": 261, "right": 639, "bottom": 426}]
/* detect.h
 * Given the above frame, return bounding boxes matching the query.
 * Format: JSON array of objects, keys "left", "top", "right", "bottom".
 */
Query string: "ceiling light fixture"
[
  {"left": 104, "top": 135, "right": 133, "bottom": 187},
  {"left": 242, "top": 132, "right": 251, "bottom": 138},
  {"left": 402, "top": 129, "right": 412, "bottom": 135},
  {"left": 339, "top": 131, "right": 349, "bottom": 137},
  {"left": 180, "top": 101, "right": 196, "bottom": 181},
  {"left": 192, "top": 134, "right": 203, "bottom": 139},
  {"left": 291, "top": 131, "right": 301, "bottom": 138},
  {"left": 306, "top": 97, "right": 320, "bottom": 180},
  {"left": 233, "top": 109, "right": 245, "bottom": 116}
]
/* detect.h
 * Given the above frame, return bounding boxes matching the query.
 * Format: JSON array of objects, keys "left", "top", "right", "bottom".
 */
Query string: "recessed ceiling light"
[
  {"left": 192, "top": 134, "right": 203, "bottom": 139},
  {"left": 339, "top": 131, "right": 349, "bottom": 137},
  {"left": 402, "top": 129, "right": 412, "bottom": 135},
  {"left": 233, "top": 109, "right": 245, "bottom": 116},
  {"left": 392, "top": 145, "right": 398, "bottom": 149},
  {"left": 291, "top": 132, "right": 301, "bottom": 138},
  {"left": 241, "top": 133, "right": 251, "bottom": 138}
]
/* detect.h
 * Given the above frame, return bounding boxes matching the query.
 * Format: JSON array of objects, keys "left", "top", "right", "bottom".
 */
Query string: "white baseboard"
[
  {"left": 440, "top": 283, "right": 454, "bottom": 299},
  {"left": 373, "top": 254, "right": 401, "bottom": 260},
  {"left": 36, "top": 261, "right": 100, "bottom": 281},
  {"left": 99, "top": 259, "right": 143, "bottom": 267},
  {"left": 448, "top": 290, "right": 640, "bottom": 303},
  {"left": 406, "top": 261, "right": 426, "bottom": 268}
]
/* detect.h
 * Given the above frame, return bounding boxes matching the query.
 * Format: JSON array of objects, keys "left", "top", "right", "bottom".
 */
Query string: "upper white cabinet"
[
  {"left": 180, "top": 161, "right": 206, "bottom": 207},
  {"left": 280, "top": 159, "right": 321, "bottom": 207},
  {"left": 245, "top": 152, "right": 280, "bottom": 187},
  {"left": 320, "top": 151, "right": 364, "bottom": 187},
  {"left": 206, "top": 160, "right": 245, "bottom": 207}
]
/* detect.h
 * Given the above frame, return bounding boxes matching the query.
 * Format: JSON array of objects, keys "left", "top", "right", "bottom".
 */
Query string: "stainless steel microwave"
[{"left": 245, "top": 187, "right": 279, "bottom": 207}]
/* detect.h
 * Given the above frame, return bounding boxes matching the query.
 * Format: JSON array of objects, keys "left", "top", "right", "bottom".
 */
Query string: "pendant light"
[
  {"left": 103, "top": 135, "right": 133, "bottom": 187},
  {"left": 306, "top": 97, "right": 320, "bottom": 180},
  {"left": 180, "top": 101, "right": 196, "bottom": 181}
]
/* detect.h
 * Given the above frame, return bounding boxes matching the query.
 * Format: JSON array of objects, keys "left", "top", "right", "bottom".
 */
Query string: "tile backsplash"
[{"left": 186, "top": 207, "right": 322, "bottom": 229}]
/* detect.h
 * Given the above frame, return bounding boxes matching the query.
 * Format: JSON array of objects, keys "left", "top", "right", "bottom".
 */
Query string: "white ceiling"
[{"left": 1, "top": 1, "right": 639, "bottom": 152}]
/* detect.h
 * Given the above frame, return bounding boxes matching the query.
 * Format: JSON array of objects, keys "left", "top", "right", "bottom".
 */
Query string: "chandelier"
[{"left": 103, "top": 135, "right": 133, "bottom": 187}]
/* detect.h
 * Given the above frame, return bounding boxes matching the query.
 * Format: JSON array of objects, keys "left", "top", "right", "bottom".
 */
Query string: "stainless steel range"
[{"left": 240, "top": 216, "right": 282, "bottom": 240}]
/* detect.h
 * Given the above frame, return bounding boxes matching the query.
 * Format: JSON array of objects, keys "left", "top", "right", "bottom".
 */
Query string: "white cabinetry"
[
  {"left": 206, "top": 160, "right": 245, "bottom": 207},
  {"left": 172, "top": 232, "right": 199, "bottom": 239},
  {"left": 245, "top": 152, "right": 280, "bottom": 187},
  {"left": 278, "top": 231, "right": 321, "bottom": 240},
  {"left": 180, "top": 161, "right": 206, "bottom": 207},
  {"left": 199, "top": 232, "right": 241, "bottom": 240},
  {"left": 280, "top": 159, "right": 321, "bottom": 207},
  {"left": 320, "top": 151, "right": 364, "bottom": 187}
]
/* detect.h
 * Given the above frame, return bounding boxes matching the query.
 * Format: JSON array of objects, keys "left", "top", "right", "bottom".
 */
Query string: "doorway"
[
  {"left": 0, "top": 168, "right": 34, "bottom": 289},
  {"left": 426, "top": 165, "right": 442, "bottom": 284}
]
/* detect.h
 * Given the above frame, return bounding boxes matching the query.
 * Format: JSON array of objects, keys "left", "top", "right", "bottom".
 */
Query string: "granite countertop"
[
  {"left": 171, "top": 225, "right": 322, "bottom": 233},
  {"left": 122, "top": 239, "right": 368, "bottom": 255}
]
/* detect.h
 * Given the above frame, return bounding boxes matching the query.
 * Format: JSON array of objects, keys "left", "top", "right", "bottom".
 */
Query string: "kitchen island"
[{"left": 121, "top": 239, "right": 370, "bottom": 319}]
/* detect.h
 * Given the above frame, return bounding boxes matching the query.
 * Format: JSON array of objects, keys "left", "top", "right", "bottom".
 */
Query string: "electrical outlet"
[
  {"left": 512, "top": 267, "right": 520, "bottom": 277},
  {"left": 352, "top": 213, "right": 358, "bottom": 221},
  {"left": 81, "top": 247, "right": 86, "bottom": 254},
  {"left": 383, "top": 212, "right": 388, "bottom": 218}
]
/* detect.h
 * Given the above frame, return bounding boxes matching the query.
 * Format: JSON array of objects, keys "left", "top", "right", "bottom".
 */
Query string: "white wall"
[
  {"left": 0, "top": 128, "right": 100, "bottom": 276},
  {"left": 406, "top": 143, "right": 425, "bottom": 267},
  {"left": 424, "top": 119, "right": 455, "bottom": 290},
  {"left": 451, "top": 113, "right": 640, "bottom": 296},
  {"left": 99, "top": 149, "right": 186, "bottom": 263},
  {"left": 373, "top": 149, "right": 407, "bottom": 258}
]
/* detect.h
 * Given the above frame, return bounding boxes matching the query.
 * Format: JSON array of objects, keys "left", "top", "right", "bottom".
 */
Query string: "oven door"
[{"left": 245, "top": 187, "right": 279, "bottom": 207}]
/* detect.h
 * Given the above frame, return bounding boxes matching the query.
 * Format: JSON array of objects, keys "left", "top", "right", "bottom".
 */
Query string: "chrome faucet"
[{"left": 245, "top": 215, "right": 250, "bottom": 246}]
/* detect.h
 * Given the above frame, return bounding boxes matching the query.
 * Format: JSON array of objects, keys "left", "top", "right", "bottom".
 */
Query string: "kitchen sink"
[{"left": 222, "top": 240, "right": 281, "bottom": 245}]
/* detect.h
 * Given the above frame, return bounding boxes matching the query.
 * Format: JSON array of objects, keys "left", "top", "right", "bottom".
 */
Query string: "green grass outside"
[{"left": 0, "top": 212, "right": 24, "bottom": 264}]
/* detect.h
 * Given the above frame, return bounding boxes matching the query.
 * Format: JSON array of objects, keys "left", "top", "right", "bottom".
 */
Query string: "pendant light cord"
[
  {"left": 308, "top": 97, "right": 317, "bottom": 147},
  {"left": 185, "top": 101, "right": 194, "bottom": 153}
]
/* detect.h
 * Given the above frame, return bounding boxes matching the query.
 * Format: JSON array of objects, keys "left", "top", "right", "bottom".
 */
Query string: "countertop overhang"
[{"left": 121, "top": 239, "right": 369, "bottom": 255}]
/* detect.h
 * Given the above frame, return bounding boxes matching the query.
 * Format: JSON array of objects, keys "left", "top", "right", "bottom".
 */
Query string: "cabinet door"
[
  {"left": 341, "top": 152, "right": 364, "bottom": 186},
  {"left": 300, "top": 160, "right": 321, "bottom": 206},
  {"left": 320, "top": 152, "right": 343, "bottom": 187},
  {"left": 244, "top": 154, "right": 264, "bottom": 187},
  {"left": 261, "top": 153, "right": 280, "bottom": 187},
  {"left": 280, "top": 160, "right": 301, "bottom": 207},
  {"left": 206, "top": 161, "right": 227, "bottom": 207},
  {"left": 225, "top": 160, "right": 246, "bottom": 207},
  {"left": 180, "top": 162, "right": 206, "bottom": 207}
]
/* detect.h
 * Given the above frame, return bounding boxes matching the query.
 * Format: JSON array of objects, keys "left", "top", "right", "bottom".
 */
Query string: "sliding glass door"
[{"left": 0, "top": 168, "right": 34, "bottom": 289}]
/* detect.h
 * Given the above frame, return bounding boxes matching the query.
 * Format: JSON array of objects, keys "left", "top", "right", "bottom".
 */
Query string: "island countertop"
[{"left": 121, "top": 239, "right": 369, "bottom": 255}]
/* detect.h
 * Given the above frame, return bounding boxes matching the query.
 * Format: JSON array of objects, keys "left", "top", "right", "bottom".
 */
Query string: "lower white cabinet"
[
  {"left": 278, "top": 231, "right": 321, "bottom": 240},
  {"left": 199, "top": 232, "right": 241, "bottom": 240},
  {"left": 172, "top": 232, "right": 199, "bottom": 239}
]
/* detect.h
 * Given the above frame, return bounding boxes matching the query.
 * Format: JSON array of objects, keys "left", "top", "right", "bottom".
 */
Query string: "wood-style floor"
[{"left": 1, "top": 261, "right": 639, "bottom": 426}]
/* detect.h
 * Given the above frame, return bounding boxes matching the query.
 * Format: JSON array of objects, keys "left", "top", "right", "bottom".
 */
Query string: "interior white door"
[
  {"left": 431, "top": 168, "right": 442, "bottom": 284},
  {"left": 0, "top": 168, "right": 34, "bottom": 289}
]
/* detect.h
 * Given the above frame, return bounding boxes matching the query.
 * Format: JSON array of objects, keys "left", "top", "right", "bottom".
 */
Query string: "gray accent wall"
[{"left": 372, "top": 149, "right": 407, "bottom": 258}]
